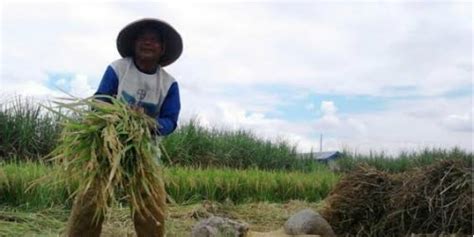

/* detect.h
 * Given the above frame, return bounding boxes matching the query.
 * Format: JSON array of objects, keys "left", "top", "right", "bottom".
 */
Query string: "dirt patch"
[{"left": 1, "top": 200, "right": 322, "bottom": 237}]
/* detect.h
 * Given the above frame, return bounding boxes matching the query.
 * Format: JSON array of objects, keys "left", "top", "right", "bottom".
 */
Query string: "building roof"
[
  {"left": 299, "top": 151, "right": 341, "bottom": 160},
  {"left": 314, "top": 151, "right": 340, "bottom": 160}
]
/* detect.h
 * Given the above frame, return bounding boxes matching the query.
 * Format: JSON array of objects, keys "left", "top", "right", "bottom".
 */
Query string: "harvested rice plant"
[{"left": 44, "top": 96, "right": 166, "bottom": 221}]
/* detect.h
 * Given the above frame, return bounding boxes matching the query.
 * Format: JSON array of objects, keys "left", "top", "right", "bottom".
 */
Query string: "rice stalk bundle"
[
  {"left": 386, "top": 159, "right": 473, "bottom": 235},
  {"left": 321, "top": 159, "right": 473, "bottom": 236},
  {"left": 47, "top": 95, "right": 165, "bottom": 222},
  {"left": 320, "top": 165, "right": 398, "bottom": 236}
]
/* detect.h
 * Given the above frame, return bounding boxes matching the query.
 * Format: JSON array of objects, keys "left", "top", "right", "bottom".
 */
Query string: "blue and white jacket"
[{"left": 95, "top": 57, "right": 180, "bottom": 136}]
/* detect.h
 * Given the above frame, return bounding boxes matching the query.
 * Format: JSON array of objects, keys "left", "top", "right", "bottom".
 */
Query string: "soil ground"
[{"left": 0, "top": 200, "right": 322, "bottom": 236}]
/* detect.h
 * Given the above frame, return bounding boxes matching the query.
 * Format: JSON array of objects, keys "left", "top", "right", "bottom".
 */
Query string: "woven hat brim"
[{"left": 117, "top": 18, "right": 183, "bottom": 67}]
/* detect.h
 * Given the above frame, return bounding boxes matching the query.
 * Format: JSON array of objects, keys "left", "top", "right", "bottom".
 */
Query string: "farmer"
[{"left": 66, "top": 18, "right": 182, "bottom": 237}]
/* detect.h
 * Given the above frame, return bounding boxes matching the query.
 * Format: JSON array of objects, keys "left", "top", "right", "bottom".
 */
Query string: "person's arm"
[
  {"left": 155, "top": 82, "right": 181, "bottom": 136},
  {"left": 94, "top": 66, "right": 118, "bottom": 103}
]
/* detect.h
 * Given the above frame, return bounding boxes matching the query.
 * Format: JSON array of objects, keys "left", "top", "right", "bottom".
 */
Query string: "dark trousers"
[{"left": 66, "top": 180, "right": 167, "bottom": 237}]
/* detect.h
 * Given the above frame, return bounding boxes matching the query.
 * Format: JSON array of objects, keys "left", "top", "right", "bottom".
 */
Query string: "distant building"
[
  {"left": 300, "top": 151, "right": 341, "bottom": 162},
  {"left": 308, "top": 134, "right": 343, "bottom": 162},
  {"left": 313, "top": 151, "right": 341, "bottom": 162},
  {"left": 299, "top": 151, "right": 342, "bottom": 171}
]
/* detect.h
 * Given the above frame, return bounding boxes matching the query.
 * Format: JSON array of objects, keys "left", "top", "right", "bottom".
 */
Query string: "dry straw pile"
[
  {"left": 321, "top": 159, "right": 473, "bottom": 236},
  {"left": 47, "top": 96, "right": 165, "bottom": 222}
]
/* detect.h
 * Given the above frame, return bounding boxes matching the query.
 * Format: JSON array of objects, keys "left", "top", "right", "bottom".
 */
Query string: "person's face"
[{"left": 134, "top": 29, "right": 165, "bottom": 62}]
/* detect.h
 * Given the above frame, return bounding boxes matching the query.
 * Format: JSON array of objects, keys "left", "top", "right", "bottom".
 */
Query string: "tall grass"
[
  {"left": 0, "top": 161, "right": 340, "bottom": 208},
  {"left": 0, "top": 97, "right": 61, "bottom": 160},
  {"left": 162, "top": 120, "right": 316, "bottom": 170},
  {"left": 0, "top": 96, "right": 472, "bottom": 172},
  {"left": 0, "top": 96, "right": 316, "bottom": 171},
  {"left": 336, "top": 147, "right": 473, "bottom": 173}
]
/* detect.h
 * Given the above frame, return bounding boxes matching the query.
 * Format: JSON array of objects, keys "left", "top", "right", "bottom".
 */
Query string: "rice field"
[
  {"left": 1, "top": 95, "right": 472, "bottom": 236},
  {"left": 0, "top": 161, "right": 339, "bottom": 208},
  {"left": 0, "top": 95, "right": 471, "bottom": 209}
]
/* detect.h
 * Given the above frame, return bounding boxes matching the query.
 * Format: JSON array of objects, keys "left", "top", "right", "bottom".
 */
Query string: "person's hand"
[{"left": 130, "top": 104, "right": 145, "bottom": 114}]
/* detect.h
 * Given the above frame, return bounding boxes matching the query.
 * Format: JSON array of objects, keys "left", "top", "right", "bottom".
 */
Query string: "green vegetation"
[
  {"left": 0, "top": 161, "right": 72, "bottom": 209},
  {"left": 1, "top": 96, "right": 472, "bottom": 206},
  {"left": 0, "top": 97, "right": 60, "bottom": 160},
  {"left": 162, "top": 120, "right": 317, "bottom": 171},
  {"left": 0, "top": 161, "right": 339, "bottom": 208},
  {"left": 1, "top": 95, "right": 472, "bottom": 209},
  {"left": 335, "top": 147, "right": 472, "bottom": 173},
  {"left": 0, "top": 96, "right": 314, "bottom": 171},
  {"left": 166, "top": 165, "right": 336, "bottom": 203},
  {"left": 1, "top": 95, "right": 472, "bottom": 236},
  {"left": 1, "top": 96, "right": 471, "bottom": 173}
]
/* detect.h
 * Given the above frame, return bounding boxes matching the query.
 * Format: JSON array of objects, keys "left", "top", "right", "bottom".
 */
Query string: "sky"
[{"left": 0, "top": 1, "right": 472, "bottom": 155}]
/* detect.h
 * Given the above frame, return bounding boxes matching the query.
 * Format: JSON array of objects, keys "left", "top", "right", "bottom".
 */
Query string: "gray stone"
[
  {"left": 283, "top": 208, "right": 336, "bottom": 237},
  {"left": 191, "top": 216, "right": 249, "bottom": 237}
]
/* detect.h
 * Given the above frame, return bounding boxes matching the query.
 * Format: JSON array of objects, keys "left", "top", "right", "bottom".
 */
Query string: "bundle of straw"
[
  {"left": 321, "top": 165, "right": 398, "bottom": 236},
  {"left": 322, "top": 159, "right": 473, "bottom": 236},
  {"left": 47, "top": 95, "right": 165, "bottom": 221},
  {"left": 386, "top": 159, "right": 473, "bottom": 235}
]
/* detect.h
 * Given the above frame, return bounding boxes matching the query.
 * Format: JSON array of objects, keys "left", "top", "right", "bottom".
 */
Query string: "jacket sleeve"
[
  {"left": 94, "top": 66, "right": 118, "bottom": 102},
  {"left": 156, "top": 82, "right": 181, "bottom": 136}
]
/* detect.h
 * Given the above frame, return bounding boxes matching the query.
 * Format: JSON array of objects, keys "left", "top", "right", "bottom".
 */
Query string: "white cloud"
[
  {"left": 1, "top": 2, "right": 135, "bottom": 96},
  {"left": 0, "top": 79, "right": 63, "bottom": 102},
  {"left": 441, "top": 113, "right": 473, "bottom": 133},
  {"left": 346, "top": 118, "right": 367, "bottom": 135},
  {"left": 166, "top": 2, "right": 471, "bottom": 98},
  {"left": 315, "top": 101, "right": 341, "bottom": 129},
  {"left": 320, "top": 101, "right": 337, "bottom": 115},
  {"left": 317, "top": 114, "right": 341, "bottom": 129},
  {"left": 69, "top": 74, "right": 96, "bottom": 98},
  {"left": 330, "top": 98, "right": 472, "bottom": 155},
  {"left": 54, "top": 78, "right": 68, "bottom": 88},
  {"left": 1, "top": 2, "right": 472, "bottom": 155},
  {"left": 188, "top": 100, "right": 312, "bottom": 148},
  {"left": 307, "top": 96, "right": 473, "bottom": 155}
]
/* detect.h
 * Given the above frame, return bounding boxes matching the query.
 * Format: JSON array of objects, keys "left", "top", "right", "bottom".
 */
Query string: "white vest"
[{"left": 110, "top": 57, "right": 176, "bottom": 117}]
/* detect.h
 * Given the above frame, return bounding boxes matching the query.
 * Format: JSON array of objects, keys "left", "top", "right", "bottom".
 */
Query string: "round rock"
[
  {"left": 191, "top": 216, "right": 249, "bottom": 237},
  {"left": 283, "top": 208, "right": 336, "bottom": 237}
]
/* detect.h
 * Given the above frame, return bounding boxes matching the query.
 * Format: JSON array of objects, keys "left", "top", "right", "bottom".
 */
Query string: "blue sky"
[{"left": 1, "top": 1, "right": 472, "bottom": 154}]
